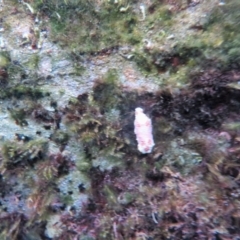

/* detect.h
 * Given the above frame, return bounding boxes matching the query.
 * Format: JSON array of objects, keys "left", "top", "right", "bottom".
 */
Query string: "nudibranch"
[{"left": 134, "top": 107, "right": 155, "bottom": 154}]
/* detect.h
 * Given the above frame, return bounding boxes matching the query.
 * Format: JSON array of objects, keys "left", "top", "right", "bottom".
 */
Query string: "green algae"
[
  {"left": 10, "top": 85, "right": 47, "bottom": 99},
  {"left": 76, "top": 154, "right": 91, "bottom": 172},
  {"left": 0, "top": 84, "right": 49, "bottom": 100},
  {"left": 92, "top": 144, "right": 125, "bottom": 171},
  {"left": 50, "top": 130, "right": 69, "bottom": 146},
  {"left": 93, "top": 69, "right": 121, "bottom": 111},
  {"left": 2, "top": 1, "right": 240, "bottom": 239},
  {"left": 64, "top": 71, "right": 126, "bottom": 173},
  {"left": 26, "top": 54, "right": 40, "bottom": 70},
  {"left": 0, "top": 52, "right": 11, "bottom": 68},
  {"left": 1, "top": 139, "right": 48, "bottom": 170},
  {"left": 9, "top": 108, "right": 28, "bottom": 126},
  {"left": 146, "top": 3, "right": 173, "bottom": 28},
  {"left": 33, "top": 0, "right": 143, "bottom": 53},
  {"left": 198, "top": 0, "right": 240, "bottom": 69}
]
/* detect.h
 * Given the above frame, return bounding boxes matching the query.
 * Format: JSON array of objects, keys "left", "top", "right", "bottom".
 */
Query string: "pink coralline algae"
[{"left": 134, "top": 108, "right": 155, "bottom": 154}]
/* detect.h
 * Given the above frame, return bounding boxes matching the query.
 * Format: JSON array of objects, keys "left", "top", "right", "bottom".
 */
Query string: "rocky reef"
[{"left": 0, "top": 0, "right": 240, "bottom": 239}]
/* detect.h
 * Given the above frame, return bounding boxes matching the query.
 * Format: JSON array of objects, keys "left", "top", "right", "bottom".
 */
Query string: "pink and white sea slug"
[{"left": 134, "top": 107, "right": 155, "bottom": 154}]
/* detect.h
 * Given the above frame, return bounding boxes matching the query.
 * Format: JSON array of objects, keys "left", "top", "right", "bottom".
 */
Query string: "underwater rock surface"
[{"left": 0, "top": 0, "right": 240, "bottom": 239}]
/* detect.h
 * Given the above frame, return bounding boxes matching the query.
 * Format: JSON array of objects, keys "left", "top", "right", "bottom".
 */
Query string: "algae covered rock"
[
  {"left": 1, "top": 138, "right": 48, "bottom": 170},
  {"left": 1, "top": 0, "right": 240, "bottom": 239}
]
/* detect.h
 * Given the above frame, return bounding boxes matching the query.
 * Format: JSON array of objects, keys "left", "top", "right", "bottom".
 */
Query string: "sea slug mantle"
[{"left": 134, "top": 107, "right": 155, "bottom": 154}]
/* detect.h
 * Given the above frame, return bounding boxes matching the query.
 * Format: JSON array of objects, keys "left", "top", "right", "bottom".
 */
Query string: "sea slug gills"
[{"left": 134, "top": 107, "right": 155, "bottom": 154}]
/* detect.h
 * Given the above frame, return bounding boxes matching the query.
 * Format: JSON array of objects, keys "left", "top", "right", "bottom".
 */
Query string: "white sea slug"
[{"left": 134, "top": 108, "right": 155, "bottom": 154}]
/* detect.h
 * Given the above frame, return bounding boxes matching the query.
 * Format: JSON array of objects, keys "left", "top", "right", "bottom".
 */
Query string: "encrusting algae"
[{"left": 0, "top": 0, "right": 240, "bottom": 239}]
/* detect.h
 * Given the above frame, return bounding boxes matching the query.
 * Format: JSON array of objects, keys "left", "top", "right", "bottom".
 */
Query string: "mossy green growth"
[
  {"left": 0, "top": 85, "right": 49, "bottom": 100},
  {"left": 161, "top": 139, "right": 202, "bottom": 176},
  {"left": 92, "top": 144, "right": 124, "bottom": 171},
  {"left": 1, "top": 139, "right": 48, "bottom": 170},
  {"left": 36, "top": 162, "right": 58, "bottom": 181},
  {"left": 38, "top": 0, "right": 142, "bottom": 52},
  {"left": 133, "top": 1, "right": 240, "bottom": 75},
  {"left": 146, "top": 4, "right": 173, "bottom": 28},
  {"left": 50, "top": 130, "right": 69, "bottom": 146},
  {"left": 133, "top": 50, "right": 158, "bottom": 74},
  {"left": 164, "top": 65, "right": 192, "bottom": 87},
  {"left": 73, "top": 63, "right": 86, "bottom": 76},
  {"left": 60, "top": 194, "right": 73, "bottom": 206},
  {"left": 0, "top": 51, "right": 11, "bottom": 68},
  {"left": 202, "top": 0, "right": 240, "bottom": 69},
  {"left": 76, "top": 154, "right": 91, "bottom": 172},
  {"left": 98, "top": 5, "right": 141, "bottom": 47},
  {"left": 26, "top": 54, "right": 40, "bottom": 70},
  {"left": 93, "top": 69, "right": 121, "bottom": 111},
  {"left": 9, "top": 108, "right": 28, "bottom": 126},
  {"left": 70, "top": 109, "right": 102, "bottom": 145},
  {"left": 103, "top": 185, "right": 120, "bottom": 210},
  {"left": 11, "top": 85, "right": 47, "bottom": 99},
  {"left": 173, "top": 43, "right": 204, "bottom": 63}
]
